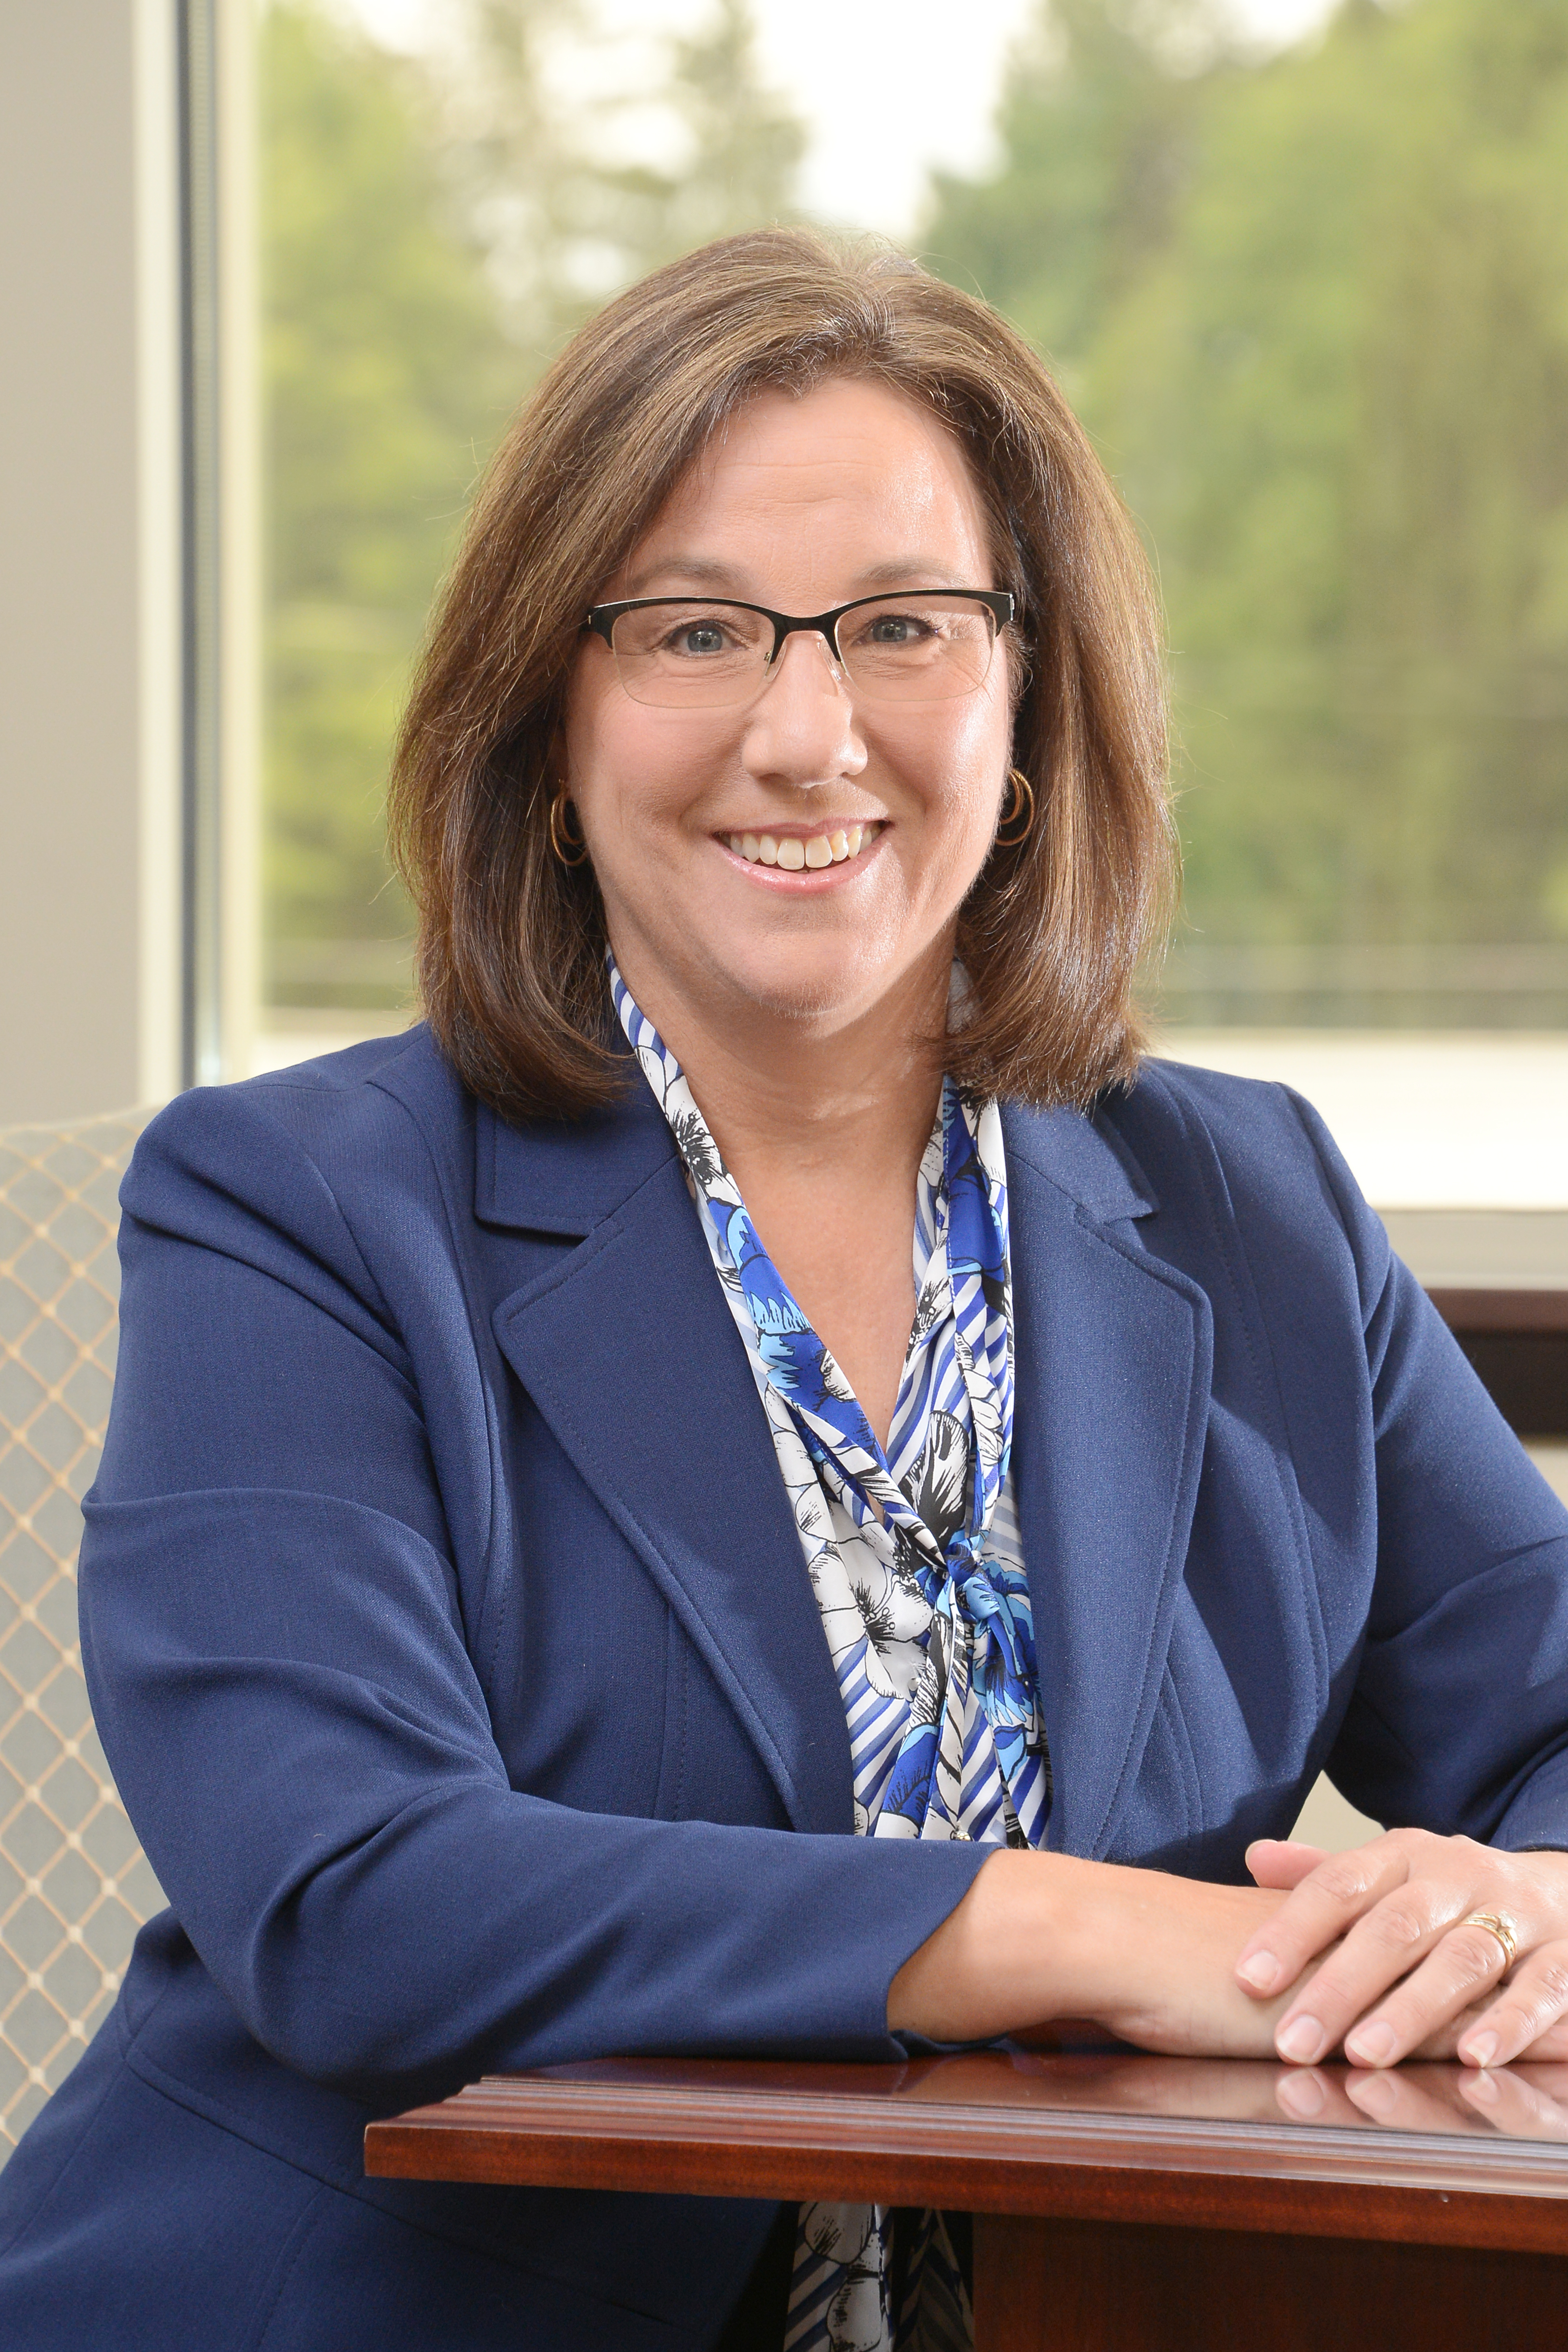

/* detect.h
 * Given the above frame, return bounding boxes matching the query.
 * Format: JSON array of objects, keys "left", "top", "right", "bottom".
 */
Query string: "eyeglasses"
[{"left": 583, "top": 589, "right": 1014, "bottom": 710}]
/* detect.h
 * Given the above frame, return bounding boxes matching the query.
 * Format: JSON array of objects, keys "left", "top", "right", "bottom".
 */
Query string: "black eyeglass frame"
[{"left": 583, "top": 589, "right": 1016, "bottom": 680}]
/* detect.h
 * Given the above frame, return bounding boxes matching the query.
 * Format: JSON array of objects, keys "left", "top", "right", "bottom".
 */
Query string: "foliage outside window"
[
  {"left": 263, "top": 0, "right": 1568, "bottom": 1035},
  {"left": 925, "top": 0, "right": 1568, "bottom": 1028}
]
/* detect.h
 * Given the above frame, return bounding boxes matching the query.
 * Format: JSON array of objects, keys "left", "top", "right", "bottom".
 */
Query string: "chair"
[{"left": 0, "top": 1110, "right": 163, "bottom": 2159}]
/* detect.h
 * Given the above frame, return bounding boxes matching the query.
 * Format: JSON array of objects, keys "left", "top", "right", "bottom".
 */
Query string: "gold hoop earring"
[
  {"left": 995, "top": 766, "right": 1035, "bottom": 850},
  {"left": 548, "top": 787, "right": 590, "bottom": 868}
]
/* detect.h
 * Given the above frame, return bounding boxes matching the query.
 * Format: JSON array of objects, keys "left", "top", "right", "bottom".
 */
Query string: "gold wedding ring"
[{"left": 1464, "top": 1912, "right": 1520, "bottom": 1970}]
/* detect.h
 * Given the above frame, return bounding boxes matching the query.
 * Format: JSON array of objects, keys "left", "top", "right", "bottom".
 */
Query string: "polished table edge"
[{"left": 363, "top": 2065, "right": 1568, "bottom": 2257}]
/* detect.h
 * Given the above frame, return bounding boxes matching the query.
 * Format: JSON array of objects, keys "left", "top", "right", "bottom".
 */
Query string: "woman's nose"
[{"left": 739, "top": 630, "right": 867, "bottom": 785}]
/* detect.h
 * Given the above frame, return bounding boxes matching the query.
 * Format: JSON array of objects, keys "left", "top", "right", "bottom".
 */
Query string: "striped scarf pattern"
[{"left": 612, "top": 962, "right": 1050, "bottom": 2351}]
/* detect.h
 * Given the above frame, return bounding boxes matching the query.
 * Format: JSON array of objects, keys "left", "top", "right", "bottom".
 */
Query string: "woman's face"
[{"left": 563, "top": 375, "right": 1014, "bottom": 1041}]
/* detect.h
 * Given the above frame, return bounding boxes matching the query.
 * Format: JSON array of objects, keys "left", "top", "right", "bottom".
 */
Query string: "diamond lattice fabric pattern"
[{"left": 0, "top": 1111, "right": 164, "bottom": 2159}]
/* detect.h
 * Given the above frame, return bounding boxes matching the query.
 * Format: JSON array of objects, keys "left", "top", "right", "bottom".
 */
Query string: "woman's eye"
[
  {"left": 861, "top": 613, "right": 931, "bottom": 647},
  {"left": 677, "top": 625, "right": 726, "bottom": 656}
]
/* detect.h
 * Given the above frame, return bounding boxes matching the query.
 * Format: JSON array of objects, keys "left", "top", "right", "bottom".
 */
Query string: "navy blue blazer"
[{"left": 2, "top": 1029, "right": 1566, "bottom": 2351}]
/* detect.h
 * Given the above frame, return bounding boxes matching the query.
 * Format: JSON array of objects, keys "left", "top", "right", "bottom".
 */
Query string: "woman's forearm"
[
  {"left": 888, "top": 1850, "right": 1100, "bottom": 2039},
  {"left": 888, "top": 1849, "right": 1300, "bottom": 2055}
]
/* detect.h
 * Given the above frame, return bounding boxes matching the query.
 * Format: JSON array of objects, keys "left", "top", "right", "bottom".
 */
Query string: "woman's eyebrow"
[
  {"left": 621, "top": 556, "right": 746, "bottom": 597},
  {"left": 854, "top": 558, "right": 981, "bottom": 590},
  {"left": 620, "top": 555, "right": 983, "bottom": 601}
]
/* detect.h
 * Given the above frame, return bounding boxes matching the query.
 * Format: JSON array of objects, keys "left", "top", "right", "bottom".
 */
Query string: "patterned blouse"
[{"left": 612, "top": 961, "right": 1052, "bottom": 2352}]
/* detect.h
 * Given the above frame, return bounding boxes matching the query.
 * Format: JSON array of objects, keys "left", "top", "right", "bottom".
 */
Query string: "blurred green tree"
[
  {"left": 923, "top": 0, "right": 1228, "bottom": 395},
  {"left": 262, "top": 0, "right": 803, "bottom": 1014},
  {"left": 263, "top": 1, "right": 516, "bottom": 1009},
  {"left": 924, "top": 0, "right": 1568, "bottom": 1024},
  {"left": 448, "top": 0, "right": 804, "bottom": 344}
]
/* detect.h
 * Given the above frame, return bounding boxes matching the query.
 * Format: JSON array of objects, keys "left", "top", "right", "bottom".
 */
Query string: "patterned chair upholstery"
[{"left": 0, "top": 1110, "right": 163, "bottom": 2159}]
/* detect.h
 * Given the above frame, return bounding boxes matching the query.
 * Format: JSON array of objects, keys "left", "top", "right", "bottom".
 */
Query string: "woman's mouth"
[{"left": 721, "top": 821, "right": 885, "bottom": 872}]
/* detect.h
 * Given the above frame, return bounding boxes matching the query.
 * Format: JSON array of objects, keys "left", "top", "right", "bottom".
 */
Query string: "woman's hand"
[
  {"left": 1234, "top": 1832, "right": 1568, "bottom": 2070},
  {"left": 888, "top": 1850, "right": 1327, "bottom": 2056}
]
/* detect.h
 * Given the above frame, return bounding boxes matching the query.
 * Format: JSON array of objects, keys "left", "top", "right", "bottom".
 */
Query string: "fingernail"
[
  {"left": 1461, "top": 2032, "right": 1499, "bottom": 2070},
  {"left": 1237, "top": 1952, "right": 1281, "bottom": 1994},
  {"left": 1355, "top": 2071, "right": 1398, "bottom": 2116},
  {"left": 1277, "top": 2015, "right": 1324, "bottom": 2064},
  {"left": 1277, "top": 2070, "right": 1325, "bottom": 2119},
  {"left": 1466, "top": 2069, "right": 1501, "bottom": 2105},
  {"left": 1347, "top": 2022, "right": 1396, "bottom": 2068}
]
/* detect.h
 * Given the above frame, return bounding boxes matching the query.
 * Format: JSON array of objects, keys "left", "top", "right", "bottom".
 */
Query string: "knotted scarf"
[{"left": 612, "top": 961, "right": 1051, "bottom": 2352}]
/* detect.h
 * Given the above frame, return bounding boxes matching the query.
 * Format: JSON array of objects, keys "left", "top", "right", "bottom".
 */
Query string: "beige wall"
[{"left": 0, "top": 2, "right": 181, "bottom": 1124}]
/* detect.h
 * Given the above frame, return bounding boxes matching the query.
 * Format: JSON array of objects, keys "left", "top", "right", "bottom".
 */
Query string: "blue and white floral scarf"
[{"left": 612, "top": 959, "right": 1051, "bottom": 2352}]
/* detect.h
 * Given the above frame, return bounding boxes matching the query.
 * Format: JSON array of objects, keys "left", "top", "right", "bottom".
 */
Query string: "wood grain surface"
[
  {"left": 971, "top": 2212, "right": 1568, "bottom": 2352},
  {"left": 363, "top": 2050, "right": 1568, "bottom": 2256}
]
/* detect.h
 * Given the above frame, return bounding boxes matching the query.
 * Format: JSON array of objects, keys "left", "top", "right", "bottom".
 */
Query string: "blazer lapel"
[
  {"left": 476, "top": 1082, "right": 1212, "bottom": 1855},
  {"left": 483, "top": 1100, "right": 853, "bottom": 1835},
  {"left": 1003, "top": 1102, "right": 1214, "bottom": 1862}
]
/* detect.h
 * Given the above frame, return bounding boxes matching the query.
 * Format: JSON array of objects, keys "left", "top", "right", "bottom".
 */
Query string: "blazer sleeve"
[
  {"left": 78, "top": 1083, "right": 990, "bottom": 2108},
  {"left": 1285, "top": 1091, "right": 1568, "bottom": 1852}
]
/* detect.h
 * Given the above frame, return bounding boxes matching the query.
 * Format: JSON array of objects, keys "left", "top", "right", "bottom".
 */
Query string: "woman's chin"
[{"left": 690, "top": 940, "right": 919, "bottom": 1034}]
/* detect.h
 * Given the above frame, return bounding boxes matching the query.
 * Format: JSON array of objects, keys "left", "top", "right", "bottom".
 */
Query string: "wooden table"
[
  {"left": 1428, "top": 1286, "right": 1568, "bottom": 1437},
  {"left": 364, "top": 2045, "right": 1568, "bottom": 2348}
]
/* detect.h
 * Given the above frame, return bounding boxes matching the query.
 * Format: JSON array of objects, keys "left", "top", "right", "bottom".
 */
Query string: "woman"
[{"left": 1, "top": 228, "right": 1565, "bottom": 2351}]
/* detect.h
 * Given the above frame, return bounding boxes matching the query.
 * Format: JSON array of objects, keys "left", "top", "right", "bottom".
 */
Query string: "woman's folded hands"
[
  {"left": 886, "top": 1834, "right": 1568, "bottom": 2069},
  {"left": 1235, "top": 1830, "right": 1568, "bottom": 2069}
]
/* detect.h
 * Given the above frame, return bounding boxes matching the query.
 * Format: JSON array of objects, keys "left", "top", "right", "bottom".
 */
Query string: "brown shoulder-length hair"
[{"left": 388, "top": 226, "right": 1175, "bottom": 1121}]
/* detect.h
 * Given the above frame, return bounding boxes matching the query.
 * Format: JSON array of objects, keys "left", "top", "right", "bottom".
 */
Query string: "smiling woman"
[
  {"left": 1, "top": 229, "right": 1566, "bottom": 2352},
  {"left": 387, "top": 229, "right": 1172, "bottom": 1126},
  {"left": 559, "top": 370, "right": 1032, "bottom": 1444},
  {"left": 568, "top": 381, "right": 1013, "bottom": 1038}
]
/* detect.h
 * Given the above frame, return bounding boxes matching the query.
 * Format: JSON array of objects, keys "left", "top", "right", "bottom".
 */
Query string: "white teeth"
[{"left": 727, "top": 822, "right": 880, "bottom": 869}]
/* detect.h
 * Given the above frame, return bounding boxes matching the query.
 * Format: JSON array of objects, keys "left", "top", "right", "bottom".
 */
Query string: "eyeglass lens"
[{"left": 607, "top": 595, "right": 1000, "bottom": 708}]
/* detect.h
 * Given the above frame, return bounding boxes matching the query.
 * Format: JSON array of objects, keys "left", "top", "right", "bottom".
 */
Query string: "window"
[{"left": 254, "top": 0, "right": 1568, "bottom": 1265}]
